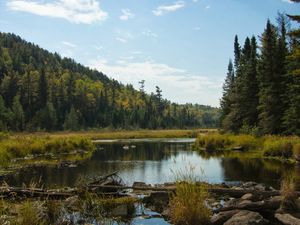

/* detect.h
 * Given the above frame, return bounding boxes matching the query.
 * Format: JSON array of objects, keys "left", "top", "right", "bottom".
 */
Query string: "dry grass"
[
  {"left": 169, "top": 166, "right": 211, "bottom": 225},
  {"left": 280, "top": 176, "right": 298, "bottom": 212}
]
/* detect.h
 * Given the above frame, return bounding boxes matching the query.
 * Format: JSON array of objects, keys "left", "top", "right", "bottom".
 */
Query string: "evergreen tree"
[
  {"left": 11, "top": 95, "right": 25, "bottom": 131},
  {"left": 64, "top": 106, "right": 79, "bottom": 131},
  {"left": 0, "top": 95, "right": 10, "bottom": 130},
  {"left": 257, "top": 20, "right": 282, "bottom": 134},
  {"left": 284, "top": 4, "right": 300, "bottom": 135},
  {"left": 38, "top": 68, "right": 48, "bottom": 109},
  {"left": 220, "top": 59, "right": 235, "bottom": 125}
]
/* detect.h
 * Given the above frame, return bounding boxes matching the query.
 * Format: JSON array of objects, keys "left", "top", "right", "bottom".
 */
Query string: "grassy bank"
[
  {"left": 47, "top": 129, "right": 212, "bottom": 140},
  {"left": 0, "top": 133, "right": 95, "bottom": 168},
  {"left": 194, "top": 133, "right": 300, "bottom": 161}
]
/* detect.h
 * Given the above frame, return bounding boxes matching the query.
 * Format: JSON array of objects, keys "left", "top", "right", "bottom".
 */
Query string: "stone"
[
  {"left": 65, "top": 195, "right": 80, "bottom": 211},
  {"left": 210, "top": 210, "right": 239, "bottom": 225},
  {"left": 224, "top": 210, "right": 268, "bottom": 225},
  {"left": 111, "top": 204, "right": 128, "bottom": 216},
  {"left": 241, "top": 193, "right": 254, "bottom": 201},
  {"left": 275, "top": 213, "right": 300, "bottom": 225},
  {"left": 133, "top": 182, "right": 148, "bottom": 188}
]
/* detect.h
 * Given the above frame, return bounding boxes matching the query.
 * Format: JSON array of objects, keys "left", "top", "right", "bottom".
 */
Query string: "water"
[{"left": 4, "top": 138, "right": 300, "bottom": 190}]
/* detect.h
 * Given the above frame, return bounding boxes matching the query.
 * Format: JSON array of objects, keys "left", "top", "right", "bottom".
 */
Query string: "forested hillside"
[
  {"left": 221, "top": 10, "right": 300, "bottom": 135},
  {"left": 0, "top": 32, "right": 220, "bottom": 131}
]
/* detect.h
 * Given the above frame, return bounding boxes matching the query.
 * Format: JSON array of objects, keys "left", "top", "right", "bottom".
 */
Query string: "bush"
[{"left": 195, "top": 134, "right": 230, "bottom": 151}]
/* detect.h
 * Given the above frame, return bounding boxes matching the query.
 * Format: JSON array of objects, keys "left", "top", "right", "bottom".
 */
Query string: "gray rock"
[
  {"left": 275, "top": 213, "right": 300, "bottom": 225},
  {"left": 210, "top": 210, "right": 239, "bottom": 225},
  {"left": 241, "top": 193, "right": 254, "bottom": 201},
  {"left": 224, "top": 210, "right": 268, "bottom": 225}
]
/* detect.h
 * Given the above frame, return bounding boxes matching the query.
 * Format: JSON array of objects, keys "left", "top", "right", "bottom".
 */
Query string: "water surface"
[{"left": 4, "top": 138, "right": 300, "bottom": 189}]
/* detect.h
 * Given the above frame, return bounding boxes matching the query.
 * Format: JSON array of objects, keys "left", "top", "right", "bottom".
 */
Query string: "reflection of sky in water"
[
  {"left": 118, "top": 151, "right": 223, "bottom": 185},
  {"left": 3, "top": 138, "right": 300, "bottom": 190}
]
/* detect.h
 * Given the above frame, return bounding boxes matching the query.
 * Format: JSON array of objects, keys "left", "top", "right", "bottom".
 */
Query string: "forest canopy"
[
  {"left": 0, "top": 32, "right": 220, "bottom": 131},
  {"left": 220, "top": 10, "right": 300, "bottom": 136}
]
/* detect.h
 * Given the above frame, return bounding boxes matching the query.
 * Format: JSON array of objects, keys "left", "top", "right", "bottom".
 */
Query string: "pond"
[{"left": 4, "top": 138, "right": 300, "bottom": 190}]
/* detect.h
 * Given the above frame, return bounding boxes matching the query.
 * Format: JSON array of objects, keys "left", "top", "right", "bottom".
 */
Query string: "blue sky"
[{"left": 0, "top": 0, "right": 299, "bottom": 107}]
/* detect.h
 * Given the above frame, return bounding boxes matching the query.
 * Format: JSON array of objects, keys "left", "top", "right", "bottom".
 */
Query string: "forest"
[
  {"left": 0, "top": 32, "right": 220, "bottom": 131},
  {"left": 220, "top": 12, "right": 300, "bottom": 136}
]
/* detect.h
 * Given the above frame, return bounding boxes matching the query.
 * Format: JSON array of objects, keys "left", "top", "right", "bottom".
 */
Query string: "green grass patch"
[
  {"left": 194, "top": 133, "right": 300, "bottom": 160},
  {"left": 0, "top": 135, "right": 95, "bottom": 167}
]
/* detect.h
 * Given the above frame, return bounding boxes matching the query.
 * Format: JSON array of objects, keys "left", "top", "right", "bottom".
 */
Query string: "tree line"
[
  {"left": 221, "top": 7, "right": 300, "bottom": 135},
  {"left": 0, "top": 32, "right": 220, "bottom": 131}
]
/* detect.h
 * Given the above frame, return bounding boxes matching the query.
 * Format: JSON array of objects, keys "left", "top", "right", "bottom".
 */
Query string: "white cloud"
[
  {"left": 205, "top": 5, "right": 211, "bottom": 9},
  {"left": 62, "top": 41, "right": 76, "bottom": 48},
  {"left": 116, "top": 37, "right": 127, "bottom": 43},
  {"left": 142, "top": 29, "right": 158, "bottom": 38},
  {"left": 153, "top": 1, "right": 185, "bottom": 16},
  {"left": 120, "top": 9, "right": 135, "bottom": 21},
  {"left": 194, "top": 26, "right": 201, "bottom": 31},
  {"left": 282, "top": 0, "right": 294, "bottom": 3},
  {"left": 89, "top": 59, "right": 222, "bottom": 106},
  {"left": 192, "top": 0, "right": 198, "bottom": 2},
  {"left": 7, "top": 0, "right": 108, "bottom": 24}
]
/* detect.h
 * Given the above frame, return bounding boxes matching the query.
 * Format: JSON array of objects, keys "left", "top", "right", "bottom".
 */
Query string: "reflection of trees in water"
[
  {"left": 220, "top": 157, "right": 297, "bottom": 189},
  {"left": 6, "top": 142, "right": 191, "bottom": 188}
]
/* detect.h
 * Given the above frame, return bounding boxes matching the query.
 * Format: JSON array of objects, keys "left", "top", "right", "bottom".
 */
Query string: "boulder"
[
  {"left": 224, "top": 210, "right": 268, "bottom": 225},
  {"left": 275, "top": 213, "right": 300, "bottom": 225},
  {"left": 241, "top": 193, "right": 254, "bottom": 201},
  {"left": 210, "top": 210, "right": 239, "bottom": 225}
]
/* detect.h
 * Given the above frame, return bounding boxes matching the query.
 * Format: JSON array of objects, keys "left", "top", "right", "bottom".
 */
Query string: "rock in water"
[
  {"left": 210, "top": 210, "right": 239, "bottom": 225},
  {"left": 275, "top": 213, "right": 300, "bottom": 225},
  {"left": 224, "top": 210, "right": 268, "bottom": 225}
]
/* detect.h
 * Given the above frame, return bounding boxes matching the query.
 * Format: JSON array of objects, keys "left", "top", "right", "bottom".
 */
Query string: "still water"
[{"left": 4, "top": 138, "right": 300, "bottom": 190}]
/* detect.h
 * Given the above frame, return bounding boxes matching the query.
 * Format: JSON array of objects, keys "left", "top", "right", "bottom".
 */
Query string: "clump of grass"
[
  {"left": 170, "top": 182, "right": 211, "bottom": 225},
  {"left": 18, "top": 201, "right": 46, "bottom": 225},
  {"left": 280, "top": 176, "right": 298, "bottom": 212},
  {"left": 169, "top": 166, "right": 211, "bottom": 225},
  {"left": 263, "top": 139, "right": 293, "bottom": 158},
  {"left": 195, "top": 133, "right": 230, "bottom": 151}
]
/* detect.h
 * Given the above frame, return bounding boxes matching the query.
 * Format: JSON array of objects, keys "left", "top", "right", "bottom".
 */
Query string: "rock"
[
  {"left": 111, "top": 204, "right": 129, "bottom": 216},
  {"left": 232, "top": 146, "right": 244, "bottom": 151},
  {"left": 243, "top": 182, "right": 257, "bottom": 189},
  {"left": 255, "top": 184, "right": 267, "bottom": 191},
  {"left": 224, "top": 210, "right": 268, "bottom": 225},
  {"left": 241, "top": 193, "right": 254, "bottom": 201},
  {"left": 210, "top": 210, "right": 239, "bottom": 225},
  {"left": 275, "top": 213, "right": 300, "bottom": 225}
]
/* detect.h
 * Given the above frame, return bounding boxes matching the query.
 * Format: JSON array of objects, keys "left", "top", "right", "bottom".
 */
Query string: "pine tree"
[
  {"left": 283, "top": 4, "right": 300, "bottom": 135},
  {"left": 11, "top": 95, "right": 25, "bottom": 131},
  {"left": 234, "top": 35, "right": 241, "bottom": 70},
  {"left": 0, "top": 95, "right": 10, "bottom": 130},
  {"left": 257, "top": 20, "right": 282, "bottom": 134},
  {"left": 38, "top": 68, "right": 48, "bottom": 109},
  {"left": 63, "top": 106, "right": 79, "bottom": 131},
  {"left": 220, "top": 59, "right": 234, "bottom": 125}
]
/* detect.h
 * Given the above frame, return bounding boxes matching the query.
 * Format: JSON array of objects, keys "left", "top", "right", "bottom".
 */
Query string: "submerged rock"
[{"left": 224, "top": 210, "right": 268, "bottom": 225}]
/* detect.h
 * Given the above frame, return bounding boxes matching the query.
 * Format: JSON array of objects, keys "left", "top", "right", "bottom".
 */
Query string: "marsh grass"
[
  {"left": 195, "top": 133, "right": 300, "bottom": 160},
  {"left": 195, "top": 133, "right": 260, "bottom": 152},
  {"left": 170, "top": 166, "right": 211, "bottom": 225},
  {"left": 18, "top": 201, "right": 46, "bottom": 225},
  {"left": 280, "top": 175, "right": 298, "bottom": 212},
  {"left": 263, "top": 138, "right": 294, "bottom": 158},
  {"left": 0, "top": 136, "right": 95, "bottom": 167}
]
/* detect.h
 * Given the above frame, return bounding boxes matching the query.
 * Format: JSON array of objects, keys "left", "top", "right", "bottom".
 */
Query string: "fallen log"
[{"left": 88, "top": 185, "right": 300, "bottom": 198}]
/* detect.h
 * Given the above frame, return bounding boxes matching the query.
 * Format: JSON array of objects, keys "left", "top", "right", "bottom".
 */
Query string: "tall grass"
[
  {"left": 194, "top": 133, "right": 260, "bottom": 152},
  {"left": 194, "top": 133, "right": 300, "bottom": 160},
  {"left": 0, "top": 136, "right": 95, "bottom": 167},
  {"left": 280, "top": 176, "right": 298, "bottom": 212},
  {"left": 18, "top": 201, "right": 46, "bottom": 225},
  {"left": 169, "top": 166, "right": 211, "bottom": 225}
]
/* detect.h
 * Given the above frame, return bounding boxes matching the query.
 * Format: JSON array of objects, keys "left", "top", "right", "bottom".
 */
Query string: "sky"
[{"left": 0, "top": 0, "right": 299, "bottom": 107}]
